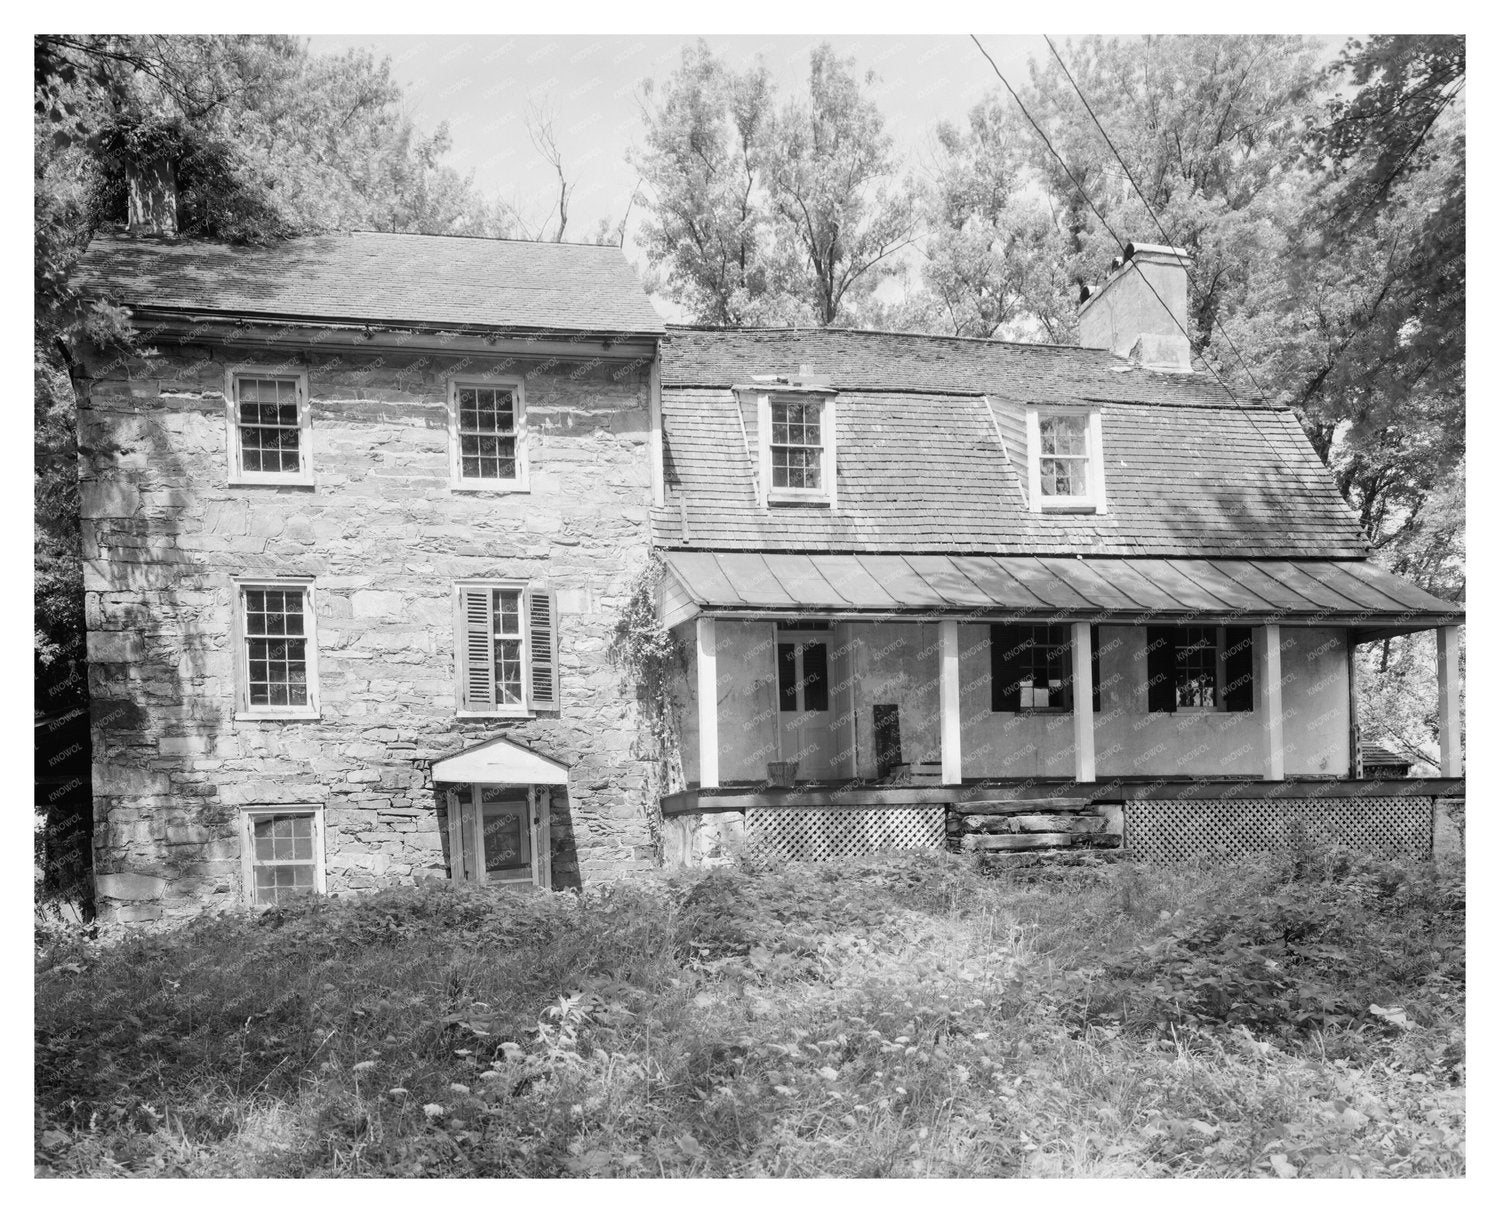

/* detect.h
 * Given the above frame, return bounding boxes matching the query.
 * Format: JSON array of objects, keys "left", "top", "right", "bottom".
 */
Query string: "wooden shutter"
[
  {"left": 1146, "top": 625, "right": 1177, "bottom": 714},
  {"left": 1223, "top": 626, "right": 1254, "bottom": 712},
  {"left": 458, "top": 588, "right": 495, "bottom": 711},
  {"left": 990, "top": 624, "right": 1024, "bottom": 712},
  {"left": 1090, "top": 625, "right": 1102, "bottom": 713},
  {"left": 528, "top": 589, "right": 559, "bottom": 711}
]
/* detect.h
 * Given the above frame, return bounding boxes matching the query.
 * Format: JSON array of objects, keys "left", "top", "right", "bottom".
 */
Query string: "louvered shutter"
[
  {"left": 1223, "top": 626, "right": 1254, "bottom": 712},
  {"left": 1091, "top": 625, "right": 1102, "bottom": 714},
  {"left": 990, "top": 624, "right": 1024, "bottom": 712},
  {"left": 527, "top": 589, "right": 559, "bottom": 711},
  {"left": 1146, "top": 626, "right": 1177, "bottom": 714},
  {"left": 458, "top": 588, "right": 495, "bottom": 711}
]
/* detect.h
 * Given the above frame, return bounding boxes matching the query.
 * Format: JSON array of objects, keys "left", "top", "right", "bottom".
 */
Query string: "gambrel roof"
[
  {"left": 72, "top": 230, "right": 665, "bottom": 337},
  {"left": 654, "top": 328, "right": 1369, "bottom": 560}
]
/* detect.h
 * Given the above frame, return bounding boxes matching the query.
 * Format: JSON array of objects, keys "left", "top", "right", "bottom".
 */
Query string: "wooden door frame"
[{"left": 444, "top": 782, "right": 553, "bottom": 889}]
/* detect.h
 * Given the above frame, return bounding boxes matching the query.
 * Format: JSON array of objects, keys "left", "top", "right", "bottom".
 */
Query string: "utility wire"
[
  {"left": 1041, "top": 33, "right": 1274, "bottom": 406},
  {"left": 968, "top": 34, "right": 1291, "bottom": 471}
]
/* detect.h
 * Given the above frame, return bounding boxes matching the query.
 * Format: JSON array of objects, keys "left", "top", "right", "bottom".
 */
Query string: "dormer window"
[
  {"left": 754, "top": 389, "right": 837, "bottom": 506},
  {"left": 1026, "top": 406, "right": 1106, "bottom": 513}
]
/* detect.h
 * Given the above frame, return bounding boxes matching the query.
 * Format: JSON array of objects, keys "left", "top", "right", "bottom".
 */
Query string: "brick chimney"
[
  {"left": 1078, "top": 242, "right": 1192, "bottom": 371},
  {"left": 126, "top": 154, "right": 179, "bottom": 237}
]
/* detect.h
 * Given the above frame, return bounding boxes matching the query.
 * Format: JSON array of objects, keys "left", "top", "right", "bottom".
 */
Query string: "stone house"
[{"left": 70, "top": 231, "right": 1464, "bottom": 923}]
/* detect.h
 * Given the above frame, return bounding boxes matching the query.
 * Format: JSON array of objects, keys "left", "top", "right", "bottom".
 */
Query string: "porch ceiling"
[{"left": 659, "top": 551, "right": 1462, "bottom": 631}]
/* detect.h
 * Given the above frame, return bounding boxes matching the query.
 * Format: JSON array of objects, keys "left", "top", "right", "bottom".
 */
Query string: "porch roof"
[{"left": 659, "top": 551, "right": 1462, "bottom": 634}]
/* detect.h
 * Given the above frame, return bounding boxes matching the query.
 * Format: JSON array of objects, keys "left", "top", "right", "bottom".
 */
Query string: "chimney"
[
  {"left": 126, "top": 154, "right": 179, "bottom": 237},
  {"left": 1078, "top": 242, "right": 1192, "bottom": 371}
]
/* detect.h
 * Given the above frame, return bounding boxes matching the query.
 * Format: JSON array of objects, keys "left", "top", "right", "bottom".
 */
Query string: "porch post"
[
  {"left": 696, "top": 615, "right": 719, "bottom": 788},
  {"left": 939, "top": 619, "right": 962, "bottom": 785},
  {"left": 1346, "top": 632, "right": 1362, "bottom": 779},
  {"left": 1256, "top": 624, "right": 1284, "bottom": 781},
  {"left": 1437, "top": 625, "right": 1463, "bottom": 777},
  {"left": 1070, "top": 621, "right": 1095, "bottom": 783}
]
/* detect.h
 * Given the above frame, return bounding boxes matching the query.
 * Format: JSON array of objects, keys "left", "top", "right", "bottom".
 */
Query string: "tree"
[
  {"left": 632, "top": 40, "right": 915, "bottom": 326},
  {"left": 761, "top": 45, "right": 918, "bottom": 325}
]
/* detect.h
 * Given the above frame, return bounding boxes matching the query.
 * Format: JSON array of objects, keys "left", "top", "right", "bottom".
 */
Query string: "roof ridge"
[{"left": 663, "top": 323, "right": 1085, "bottom": 353}]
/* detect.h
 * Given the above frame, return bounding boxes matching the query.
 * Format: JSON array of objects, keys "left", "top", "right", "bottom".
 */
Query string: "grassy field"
[{"left": 35, "top": 843, "right": 1464, "bottom": 1177}]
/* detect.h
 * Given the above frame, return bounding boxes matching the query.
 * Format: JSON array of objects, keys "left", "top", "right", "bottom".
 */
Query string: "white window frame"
[
  {"left": 239, "top": 805, "right": 326, "bottom": 906},
  {"left": 225, "top": 368, "right": 313, "bottom": 486},
  {"left": 453, "top": 580, "right": 556, "bottom": 719},
  {"left": 448, "top": 376, "right": 529, "bottom": 492},
  {"left": 757, "top": 390, "right": 837, "bottom": 507},
  {"left": 1026, "top": 406, "right": 1106, "bottom": 513},
  {"left": 232, "top": 576, "right": 321, "bottom": 721}
]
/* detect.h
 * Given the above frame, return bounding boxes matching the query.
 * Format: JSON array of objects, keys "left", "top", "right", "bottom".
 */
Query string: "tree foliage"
[{"left": 632, "top": 41, "right": 915, "bottom": 326}]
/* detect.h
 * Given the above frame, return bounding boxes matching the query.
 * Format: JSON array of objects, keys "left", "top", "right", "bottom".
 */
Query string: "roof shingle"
[{"left": 71, "top": 230, "right": 665, "bottom": 336}]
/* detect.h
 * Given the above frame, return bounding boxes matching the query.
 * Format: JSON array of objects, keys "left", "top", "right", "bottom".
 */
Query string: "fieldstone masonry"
[{"left": 77, "top": 335, "right": 661, "bottom": 923}]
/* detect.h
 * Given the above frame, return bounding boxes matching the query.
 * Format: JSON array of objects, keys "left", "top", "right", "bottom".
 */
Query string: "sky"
[{"left": 304, "top": 34, "right": 1050, "bottom": 253}]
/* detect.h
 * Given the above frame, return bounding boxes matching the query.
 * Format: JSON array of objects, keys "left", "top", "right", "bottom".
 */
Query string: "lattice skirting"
[
  {"left": 745, "top": 805, "right": 947, "bottom": 864},
  {"left": 1126, "top": 797, "right": 1434, "bottom": 863}
]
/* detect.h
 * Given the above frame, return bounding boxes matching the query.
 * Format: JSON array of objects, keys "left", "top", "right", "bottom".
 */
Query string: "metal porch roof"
[{"left": 659, "top": 552, "right": 1462, "bottom": 634}]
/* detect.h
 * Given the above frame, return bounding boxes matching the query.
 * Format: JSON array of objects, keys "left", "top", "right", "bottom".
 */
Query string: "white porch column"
[
  {"left": 1256, "top": 624, "right": 1284, "bottom": 781},
  {"left": 1437, "top": 625, "right": 1463, "bottom": 778},
  {"left": 1071, "top": 621, "right": 1095, "bottom": 783},
  {"left": 939, "top": 619, "right": 962, "bottom": 785},
  {"left": 696, "top": 616, "right": 719, "bottom": 788}
]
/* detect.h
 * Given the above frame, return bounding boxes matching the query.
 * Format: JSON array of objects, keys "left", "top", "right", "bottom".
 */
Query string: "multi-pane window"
[
  {"left": 242, "top": 809, "right": 324, "bottom": 905},
  {"left": 1037, "top": 414, "right": 1090, "bottom": 499},
  {"left": 231, "top": 374, "right": 308, "bottom": 481},
  {"left": 769, "top": 398, "right": 824, "bottom": 492},
  {"left": 1017, "top": 623, "right": 1073, "bottom": 710},
  {"left": 456, "top": 583, "right": 558, "bottom": 715},
  {"left": 236, "top": 581, "right": 318, "bottom": 717},
  {"left": 1175, "top": 626, "right": 1219, "bottom": 708},
  {"left": 452, "top": 381, "right": 525, "bottom": 487},
  {"left": 492, "top": 588, "right": 525, "bottom": 706},
  {"left": 777, "top": 640, "right": 830, "bottom": 712}
]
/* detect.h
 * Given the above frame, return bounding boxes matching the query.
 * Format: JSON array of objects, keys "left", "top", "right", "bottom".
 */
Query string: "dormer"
[{"left": 733, "top": 365, "right": 838, "bottom": 508}]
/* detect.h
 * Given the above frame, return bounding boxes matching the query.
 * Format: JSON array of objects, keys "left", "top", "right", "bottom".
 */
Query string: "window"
[
  {"left": 234, "top": 578, "right": 319, "bottom": 719},
  {"left": 240, "top": 807, "right": 325, "bottom": 905},
  {"left": 777, "top": 640, "right": 829, "bottom": 712},
  {"left": 991, "top": 623, "right": 1102, "bottom": 713},
  {"left": 1026, "top": 407, "right": 1105, "bottom": 512},
  {"left": 455, "top": 582, "right": 558, "bottom": 715},
  {"left": 756, "top": 391, "right": 836, "bottom": 505},
  {"left": 1146, "top": 625, "right": 1254, "bottom": 714},
  {"left": 227, "top": 371, "right": 311, "bottom": 484},
  {"left": 450, "top": 378, "right": 527, "bottom": 490}
]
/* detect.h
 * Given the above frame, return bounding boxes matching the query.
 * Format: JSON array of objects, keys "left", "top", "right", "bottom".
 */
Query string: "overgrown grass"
[{"left": 35, "top": 844, "right": 1464, "bottom": 1177}]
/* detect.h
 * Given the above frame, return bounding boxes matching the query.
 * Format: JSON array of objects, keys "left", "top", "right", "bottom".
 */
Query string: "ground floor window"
[{"left": 240, "top": 807, "right": 325, "bottom": 905}]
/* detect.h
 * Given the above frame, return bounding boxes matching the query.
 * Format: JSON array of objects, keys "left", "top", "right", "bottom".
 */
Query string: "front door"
[
  {"left": 447, "top": 783, "right": 552, "bottom": 887},
  {"left": 777, "top": 631, "right": 834, "bottom": 779}
]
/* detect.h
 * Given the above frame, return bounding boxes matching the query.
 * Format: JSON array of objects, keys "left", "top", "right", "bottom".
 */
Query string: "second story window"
[
  {"left": 450, "top": 379, "right": 527, "bottom": 491},
  {"left": 455, "top": 582, "right": 558, "bottom": 716},
  {"left": 757, "top": 391, "right": 836, "bottom": 505},
  {"left": 1027, "top": 407, "right": 1105, "bottom": 512},
  {"left": 234, "top": 577, "right": 319, "bottom": 720},
  {"left": 228, "top": 372, "right": 311, "bottom": 485}
]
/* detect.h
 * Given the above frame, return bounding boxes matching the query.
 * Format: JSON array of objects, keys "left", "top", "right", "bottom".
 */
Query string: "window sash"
[
  {"left": 766, "top": 397, "right": 828, "bottom": 495},
  {"left": 233, "top": 375, "right": 306, "bottom": 479},
  {"left": 452, "top": 382, "right": 524, "bottom": 486},
  {"left": 493, "top": 588, "right": 526, "bottom": 706},
  {"left": 1018, "top": 624, "right": 1073, "bottom": 711},
  {"left": 241, "top": 586, "right": 311, "bottom": 710},
  {"left": 1175, "top": 626, "right": 1219, "bottom": 708}
]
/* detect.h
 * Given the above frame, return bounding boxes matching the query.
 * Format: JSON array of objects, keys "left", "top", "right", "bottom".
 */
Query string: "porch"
[{"left": 659, "top": 551, "right": 1464, "bottom": 863}]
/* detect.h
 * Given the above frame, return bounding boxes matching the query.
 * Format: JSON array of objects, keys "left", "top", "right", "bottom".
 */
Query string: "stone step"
[
  {"left": 959, "top": 813, "right": 1107, "bottom": 835},
  {"left": 961, "top": 833, "right": 1078, "bottom": 852}
]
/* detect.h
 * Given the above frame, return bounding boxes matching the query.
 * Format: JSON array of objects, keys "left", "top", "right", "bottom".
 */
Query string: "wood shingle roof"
[{"left": 72, "top": 230, "right": 666, "bottom": 336}]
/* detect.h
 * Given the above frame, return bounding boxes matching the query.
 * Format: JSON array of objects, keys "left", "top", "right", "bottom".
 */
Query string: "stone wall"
[{"left": 77, "top": 335, "right": 660, "bottom": 923}]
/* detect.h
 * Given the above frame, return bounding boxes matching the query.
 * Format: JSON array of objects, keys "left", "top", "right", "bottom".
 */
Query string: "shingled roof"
[
  {"left": 71, "top": 230, "right": 665, "bottom": 336},
  {"left": 664, "top": 325, "right": 1249, "bottom": 409},
  {"left": 655, "top": 328, "right": 1370, "bottom": 560}
]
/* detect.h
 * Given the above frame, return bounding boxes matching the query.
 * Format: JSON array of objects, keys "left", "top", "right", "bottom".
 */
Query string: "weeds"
[{"left": 35, "top": 850, "right": 1463, "bottom": 1177}]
